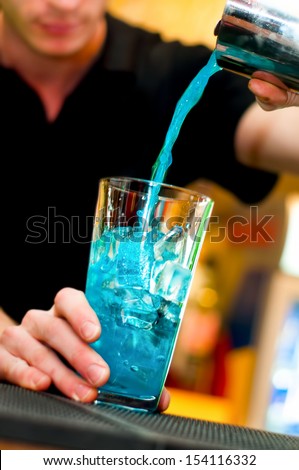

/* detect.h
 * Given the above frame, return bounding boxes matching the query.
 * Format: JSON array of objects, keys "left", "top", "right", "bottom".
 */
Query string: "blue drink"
[
  {"left": 86, "top": 51, "right": 219, "bottom": 411},
  {"left": 86, "top": 177, "right": 213, "bottom": 411}
]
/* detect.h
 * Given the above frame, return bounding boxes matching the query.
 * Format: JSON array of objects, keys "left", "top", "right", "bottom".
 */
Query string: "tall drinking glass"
[{"left": 85, "top": 177, "right": 213, "bottom": 411}]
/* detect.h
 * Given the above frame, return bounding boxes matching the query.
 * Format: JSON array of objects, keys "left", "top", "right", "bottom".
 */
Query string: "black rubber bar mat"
[{"left": 0, "top": 384, "right": 299, "bottom": 449}]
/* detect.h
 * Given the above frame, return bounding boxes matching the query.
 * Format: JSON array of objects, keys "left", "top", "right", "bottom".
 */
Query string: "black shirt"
[{"left": 0, "top": 14, "right": 278, "bottom": 321}]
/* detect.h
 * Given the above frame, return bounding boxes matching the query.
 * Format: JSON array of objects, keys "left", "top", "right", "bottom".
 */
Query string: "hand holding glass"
[{"left": 85, "top": 177, "right": 213, "bottom": 411}]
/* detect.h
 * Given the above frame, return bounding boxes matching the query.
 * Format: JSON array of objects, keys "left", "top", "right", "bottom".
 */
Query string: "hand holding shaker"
[{"left": 214, "top": 0, "right": 299, "bottom": 92}]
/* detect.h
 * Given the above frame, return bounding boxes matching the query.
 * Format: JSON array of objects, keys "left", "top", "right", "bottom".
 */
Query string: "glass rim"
[{"left": 99, "top": 176, "right": 213, "bottom": 202}]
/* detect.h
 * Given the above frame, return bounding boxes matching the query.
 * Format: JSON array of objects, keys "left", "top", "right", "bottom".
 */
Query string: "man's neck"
[{"left": 0, "top": 14, "right": 107, "bottom": 121}]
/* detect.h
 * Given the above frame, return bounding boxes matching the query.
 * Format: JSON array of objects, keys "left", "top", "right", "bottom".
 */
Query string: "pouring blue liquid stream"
[{"left": 140, "top": 50, "right": 222, "bottom": 222}]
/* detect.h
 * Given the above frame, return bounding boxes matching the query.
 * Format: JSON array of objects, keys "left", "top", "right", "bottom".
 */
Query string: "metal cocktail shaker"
[{"left": 214, "top": 0, "right": 299, "bottom": 92}]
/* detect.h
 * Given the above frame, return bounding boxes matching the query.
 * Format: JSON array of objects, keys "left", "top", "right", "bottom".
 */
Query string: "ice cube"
[
  {"left": 115, "top": 287, "right": 160, "bottom": 330},
  {"left": 153, "top": 261, "right": 192, "bottom": 303},
  {"left": 116, "top": 236, "right": 154, "bottom": 289},
  {"left": 154, "top": 225, "right": 185, "bottom": 263}
]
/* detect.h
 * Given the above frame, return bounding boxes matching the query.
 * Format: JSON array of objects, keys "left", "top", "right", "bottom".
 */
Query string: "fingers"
[
  {"left": 0, "top": 288, "right": 172, "bottom": 410},
  {"left": 24, "top": 287, "right": 111, "bottom": 395},
  {"left": 0, "top": 323, "right": 102, "bottom": 402},
  {"left": 0, "top": 288, "right": 110, "bottom": 402},
  {"left": 249, "top": 79, "right": 288, "bottom": 111},
  {"left": 248, "top": 73, "right": 299, "bottom": 110},
  {"left": 52, "top": 288, "right": 101, "bottom": 343},
  {"left": 158, "top": 387, "right": 171, "bottom": 412},
  {"left": 251, "top": 71, "right": 289, "bottom": 89},
  {"left": 21, "top": 308, "right": 110, "bottom": 389},
  {"left": 0, "top": 342, "right": 51, "bottom": 391}
]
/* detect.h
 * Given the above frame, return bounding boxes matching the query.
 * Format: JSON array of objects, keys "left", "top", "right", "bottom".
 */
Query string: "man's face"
[{"left": 1, "top": 0, "right": 108, "bottom": 57}]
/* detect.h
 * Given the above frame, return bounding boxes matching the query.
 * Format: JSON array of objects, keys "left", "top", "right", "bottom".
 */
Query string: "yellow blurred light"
[{"left": 198, "top": 287, "right": 219, "bottom": 309}]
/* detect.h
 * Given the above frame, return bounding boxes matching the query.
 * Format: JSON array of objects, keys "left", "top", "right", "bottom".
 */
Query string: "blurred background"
[{"left": 108, "top": 0, "right": 299, "bottom": 436}]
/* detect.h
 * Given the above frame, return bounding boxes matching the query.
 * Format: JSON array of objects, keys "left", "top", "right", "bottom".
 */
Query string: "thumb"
[{"left": 248, "top": 72, "right": 299, "bottom": 110}]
